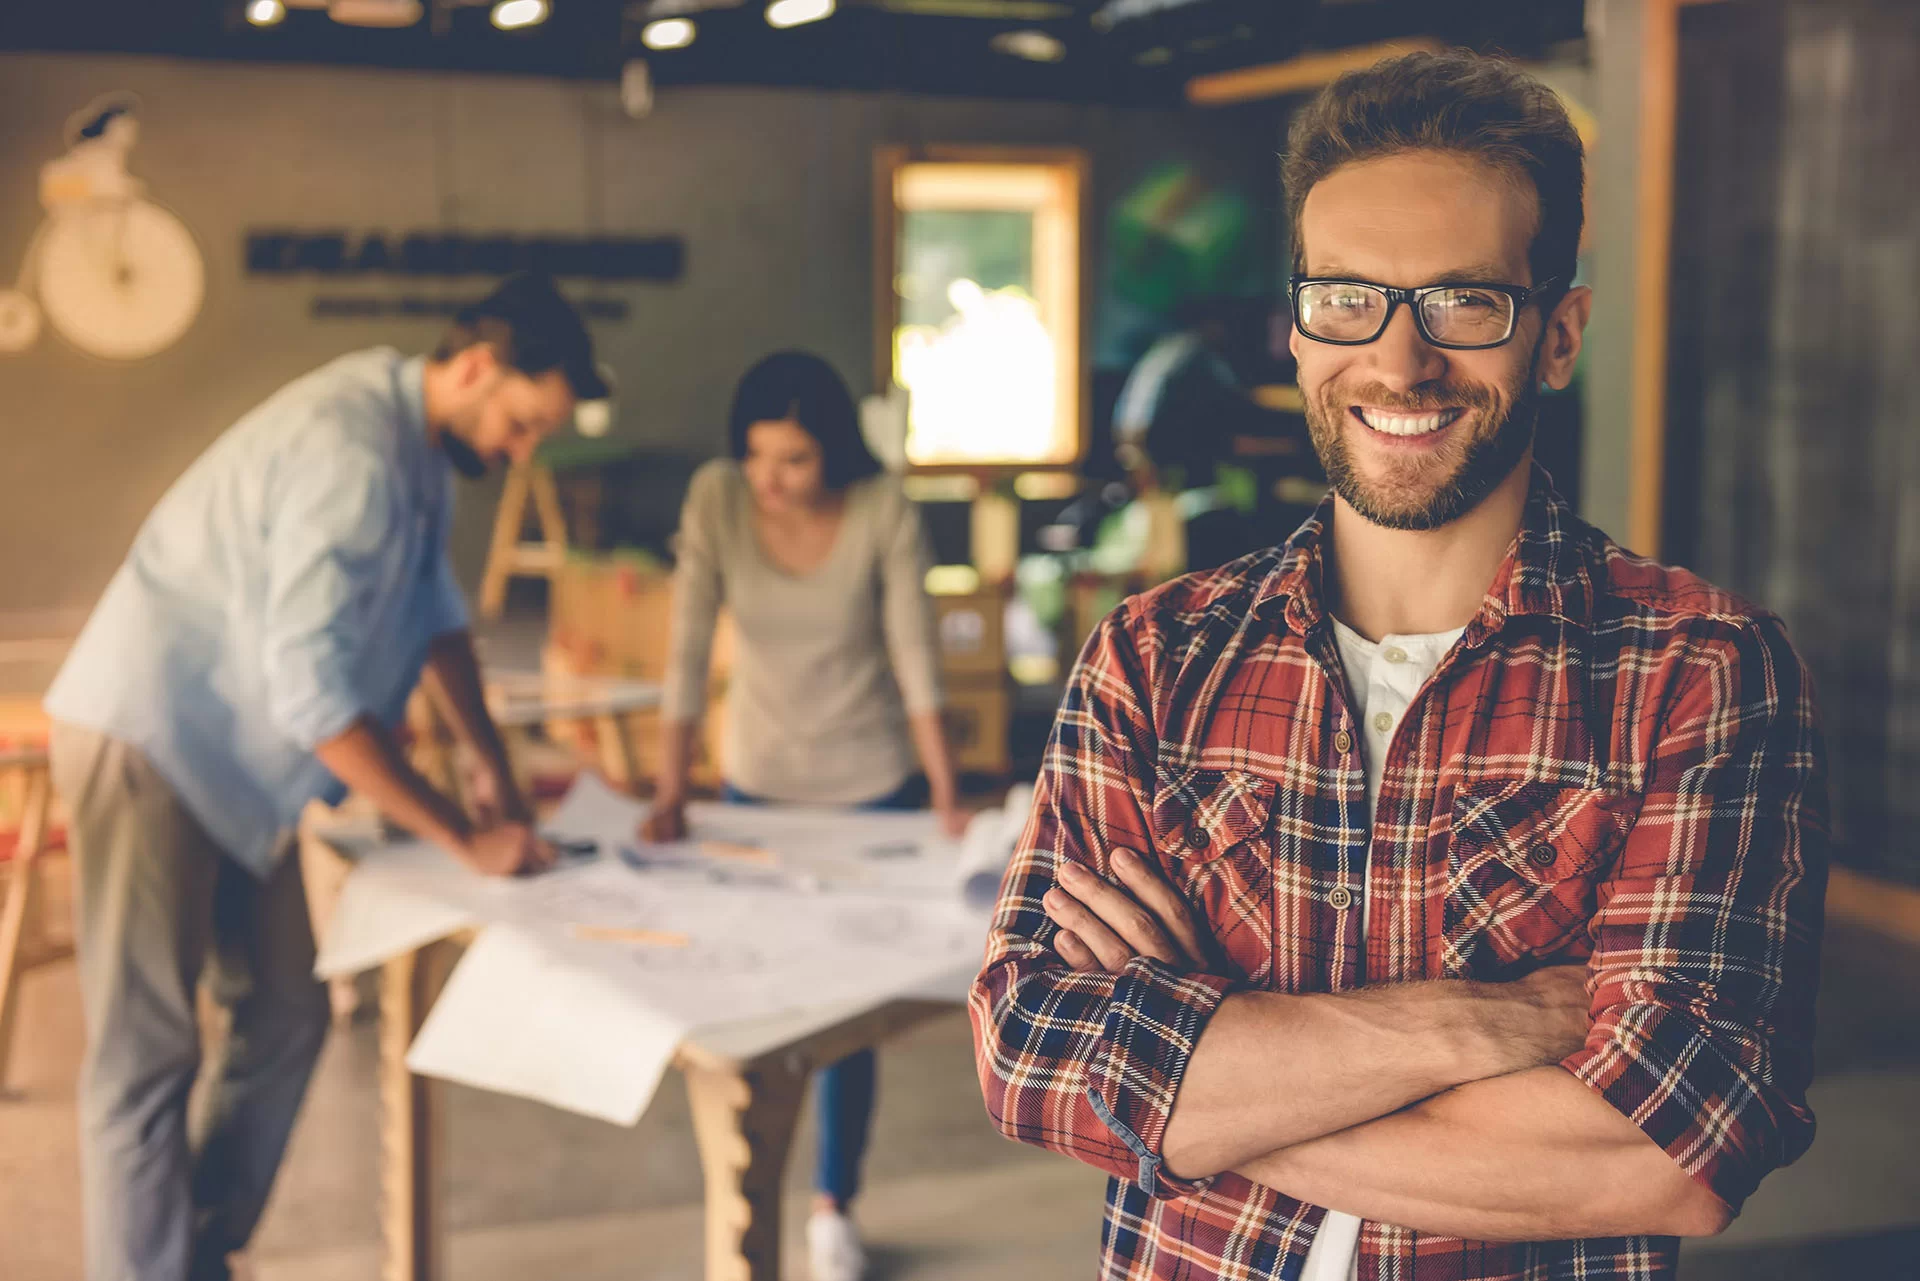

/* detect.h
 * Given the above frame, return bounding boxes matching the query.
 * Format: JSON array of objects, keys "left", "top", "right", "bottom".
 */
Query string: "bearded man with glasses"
[{"left": 971, "top": 50, "right": 1828, "bottom": 1281}]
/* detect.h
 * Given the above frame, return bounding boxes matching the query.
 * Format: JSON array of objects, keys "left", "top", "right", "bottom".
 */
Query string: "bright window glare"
[
  {"left": 642, "top": 18, "right": 696, "bottom": 49},
  {"left": 766, "top": 0, "right": 835, "bottom": 30},
  {"left": 492, "top": 0, "right": 548, "bottom": 31},
  {"left": 246, "top": 0, "right": 286, "bottom": 26},
  {"left": 898, "top": 279, "right": 1057, "bottom": 465}
]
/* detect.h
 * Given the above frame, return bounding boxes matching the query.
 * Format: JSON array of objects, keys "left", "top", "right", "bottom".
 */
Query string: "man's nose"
[{"left": 1363, "top": 303, "right": 1450, "bottom": 391}]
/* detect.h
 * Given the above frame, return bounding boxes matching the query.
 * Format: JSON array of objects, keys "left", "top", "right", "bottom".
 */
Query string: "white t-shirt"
[{"left": 1297, "top": 616, "right": 1464, "bottom": 1281}]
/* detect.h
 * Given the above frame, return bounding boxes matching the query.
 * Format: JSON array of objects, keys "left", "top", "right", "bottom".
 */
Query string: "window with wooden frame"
[{"left": 874, "top": 146, "right": 1088, "bottom": 470}]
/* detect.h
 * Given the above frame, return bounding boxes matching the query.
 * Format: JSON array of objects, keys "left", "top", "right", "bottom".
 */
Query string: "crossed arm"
[
  {"left": 971, "top": 612, "right": 1825, "bottom": 1244},
  {"left": 1044, "top": 854, "right": 1730, "bottom": 1241}
]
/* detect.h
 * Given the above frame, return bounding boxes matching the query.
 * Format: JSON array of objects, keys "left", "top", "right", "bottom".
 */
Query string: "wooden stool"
[{"left": 0, "top": 744, "right": 69, "bottom": 1092}]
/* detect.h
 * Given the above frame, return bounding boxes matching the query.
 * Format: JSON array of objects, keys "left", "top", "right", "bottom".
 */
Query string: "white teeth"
[{"left": 1356, "top": 408, "right": 1453, "bottom": 436}]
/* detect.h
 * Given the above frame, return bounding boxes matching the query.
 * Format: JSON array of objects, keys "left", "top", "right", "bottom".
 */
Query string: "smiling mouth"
[{"left": 1350, "top": 406, "right": 1465, "bottom": 438}]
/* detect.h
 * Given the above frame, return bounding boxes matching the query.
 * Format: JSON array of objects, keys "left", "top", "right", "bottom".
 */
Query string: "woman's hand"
[
  {"left": 640, "top": 794, "right": 688, "bottom": 843},
  {"left": 936, "top": 801, "right": 971, "bottom": 839}
]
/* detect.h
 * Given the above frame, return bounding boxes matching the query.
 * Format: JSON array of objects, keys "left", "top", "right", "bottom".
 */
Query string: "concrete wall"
[{"left": 0, "top": 53, "right": 1269, "bottom": 621}]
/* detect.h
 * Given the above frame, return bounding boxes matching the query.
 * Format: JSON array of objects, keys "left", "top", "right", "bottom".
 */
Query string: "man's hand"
[
  {"left": 1043, "top": 848, "right": 1213, "bottom": 972},
  {"left": 459, "top": 822, "right": 556, "bottom": 877},
  {"left": 465, "top": 760, "right": 532, "bottom": 827}
]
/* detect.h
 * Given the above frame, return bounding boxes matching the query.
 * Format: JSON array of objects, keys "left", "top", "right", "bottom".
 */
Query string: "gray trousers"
[{"left": 50, "top": 725, "right": 329, "bottom": 1281}]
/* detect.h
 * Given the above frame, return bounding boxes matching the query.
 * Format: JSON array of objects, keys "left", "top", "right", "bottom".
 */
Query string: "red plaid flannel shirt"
[{"left": 969, "top": 468, "right": 1827, "bottom": 1280}]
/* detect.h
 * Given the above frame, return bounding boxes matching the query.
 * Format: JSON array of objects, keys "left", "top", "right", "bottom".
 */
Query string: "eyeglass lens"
[{"left": 1295, "top": 282, "right": 1517, "bottom": 347}]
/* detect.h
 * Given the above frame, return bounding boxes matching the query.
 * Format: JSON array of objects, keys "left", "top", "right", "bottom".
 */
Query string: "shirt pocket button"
[
  {"left": 1184, "top": 825, "right": 1210, "bottom": 852},
  {"left": 1526, "top": 847, "right": 1557, "bottom": 870}
]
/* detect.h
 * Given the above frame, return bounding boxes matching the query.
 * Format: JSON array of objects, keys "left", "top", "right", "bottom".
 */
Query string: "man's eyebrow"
[{"left": 1305, "top": 263, "right": 1525, "bottom": 285}]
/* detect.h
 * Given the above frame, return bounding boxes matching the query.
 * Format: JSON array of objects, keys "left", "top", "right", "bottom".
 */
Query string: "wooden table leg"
[
  {"left": 0, "top": 766, "right": 51, "bottom": 1092},
  {"left": 594, "top": 712, "right": 637, "bottom": 790},
  {"left": 380, "top": 941, "right": 455, "bottom": 1281},
  {"left": 684, "top": 1055, "right": 808, "bottom": 1281}
]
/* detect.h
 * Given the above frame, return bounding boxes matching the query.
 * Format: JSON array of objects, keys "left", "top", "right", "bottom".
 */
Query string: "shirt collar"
[
  {"left": 396, "top": 353, "right": 430, "bottom": 449},
  {"left": 1257, "top": 462, "right": 1595, "bottom": 638}
]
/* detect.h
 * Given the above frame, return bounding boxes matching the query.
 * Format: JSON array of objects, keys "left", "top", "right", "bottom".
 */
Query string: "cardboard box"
[
  {"left": 545, "top": 553, "right": 732, "bottom": 790},
  {"left": 944, "top": 674, "right": 1012, "bottom": 777},
  {"left": 933, "top": 586, "right": 1008, "bottom": 678},
  {"left": 549, "top": 553, "right": 733, "bottom": 684}
]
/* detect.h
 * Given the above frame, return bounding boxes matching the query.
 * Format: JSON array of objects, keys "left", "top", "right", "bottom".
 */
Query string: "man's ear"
[
  {"left": 1539, "top": 285, "right": 1591, "bottom": 391},
  {"left": 453, "top": 342, "right": 500, "bottom": 391}
]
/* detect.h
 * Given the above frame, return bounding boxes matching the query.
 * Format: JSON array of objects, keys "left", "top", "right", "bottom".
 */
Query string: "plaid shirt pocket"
[
  {"left": 1149, "top": 765, "right": 1276, "bottom": 865},
  {"left": 1149, "top": 765, "right": 1277, "bottom": 982},
  {"left": 1444, "top": 780, "right": 1641, "bottom": 974}
]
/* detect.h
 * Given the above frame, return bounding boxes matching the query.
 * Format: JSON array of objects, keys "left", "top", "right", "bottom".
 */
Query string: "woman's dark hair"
[{"left": 727, "top": 351, "right": 883, "bottom": 491}]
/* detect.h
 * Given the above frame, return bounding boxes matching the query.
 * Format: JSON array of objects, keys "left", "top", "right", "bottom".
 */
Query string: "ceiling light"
[
  {"left": 766, "top": 0, "right": 834, "bottom": 29},
  {"left": 642, "top": 17, "right": 697, "bottom": 48},
  {"left": 326, "top": 0, "right": 423, "bottom": 26},
  {"left": 246, "top": 0, "right": 287, "bottom": 25},
  {"left": 492, "top": 0, "right": 549, "bottom": 30},
  {"left": 989, "top": 29, "right": 1065, "bottom": 63}
]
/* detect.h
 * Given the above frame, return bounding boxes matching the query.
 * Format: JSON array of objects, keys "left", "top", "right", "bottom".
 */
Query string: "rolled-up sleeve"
[
  {"left": 879, "top": 483, "right": 942, "bottom": 717},
  {"left": 1562, "top": 614, "right": 1828, "bottom": 1213},
  {"left": 261, "top": 428, "right": 400, "bottom": 749},
  {"left": 968, "top": 609, "right": 1233, "bottom": 1198}
]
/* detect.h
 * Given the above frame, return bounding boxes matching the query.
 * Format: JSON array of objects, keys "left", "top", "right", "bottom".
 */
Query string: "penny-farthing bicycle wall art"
[{"left": 0, "top": 93, "right": 206, "bottom": 361}]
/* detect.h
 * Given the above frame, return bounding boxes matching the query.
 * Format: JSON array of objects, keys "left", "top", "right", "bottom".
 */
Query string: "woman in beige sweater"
[{"left": 644, "top": 350, "right": 961, "bottom": 1281}]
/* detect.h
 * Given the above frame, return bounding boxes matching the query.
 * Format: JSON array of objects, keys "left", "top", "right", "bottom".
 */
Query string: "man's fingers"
[
  {"left": 1043, "top": 889, "right": 1138, "bottom": 972},
  {"left": 1053, "top": 929, "right": 1102, "bottom": 973},
  {"left": 1057, "top": 861, "right": 1183, "bottom": 964},
  {"left": 1111, "top": 849, "right": 1207, "bottom": 967}
]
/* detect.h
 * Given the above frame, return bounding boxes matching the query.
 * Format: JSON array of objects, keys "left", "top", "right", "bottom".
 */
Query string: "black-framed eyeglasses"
[{"left": 1289, "top": 275, "right": 1561, "bottom": 350}]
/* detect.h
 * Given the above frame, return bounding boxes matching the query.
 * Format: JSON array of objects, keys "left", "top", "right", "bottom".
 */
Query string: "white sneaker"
[{"left": 806, "top": 1207, "right": 868, "bottom": 1281}]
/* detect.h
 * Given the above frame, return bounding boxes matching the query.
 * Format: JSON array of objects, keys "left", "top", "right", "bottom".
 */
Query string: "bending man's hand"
[
  {"left": 460, "top": 821, "right": 556, "bottom": 878},
  {"left": 465, "top": 760, "right": 532, "bottom": 827}
]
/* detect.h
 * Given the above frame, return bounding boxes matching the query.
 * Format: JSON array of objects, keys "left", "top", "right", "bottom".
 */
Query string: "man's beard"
[
  {"left": 440, "top": 432, "right": 490, "bottom": 479},
  {"left": 1305, "top": 358, "right": 1541, "bottom": 532}
]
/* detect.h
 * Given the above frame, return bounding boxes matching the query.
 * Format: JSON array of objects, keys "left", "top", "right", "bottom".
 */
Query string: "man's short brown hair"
[{"left": 1282, "top": 50, "right": 1585, "bottom": 289}]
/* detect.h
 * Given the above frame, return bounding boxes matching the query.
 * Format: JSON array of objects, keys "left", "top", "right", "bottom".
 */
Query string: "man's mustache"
[{"left": 1326, "top": 380, "right": 1500, "bottom": 414}]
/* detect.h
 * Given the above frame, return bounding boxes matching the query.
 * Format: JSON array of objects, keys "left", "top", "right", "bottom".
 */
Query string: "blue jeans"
[{"left": 720, "top": 778, "right": 923, "bottom": 1207}]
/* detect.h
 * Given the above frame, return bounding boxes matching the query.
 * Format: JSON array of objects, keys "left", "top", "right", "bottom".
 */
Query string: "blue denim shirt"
[{"left": 46, "top": 348, "right": 468, "bottom": 875}]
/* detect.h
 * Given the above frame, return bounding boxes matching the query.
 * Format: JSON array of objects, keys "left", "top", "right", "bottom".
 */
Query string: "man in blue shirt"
[{"left": 44, "top": 273, "right": 608, "bottom": 1281}]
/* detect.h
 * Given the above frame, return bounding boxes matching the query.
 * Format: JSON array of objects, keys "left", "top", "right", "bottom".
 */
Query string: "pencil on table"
[
  {"left": 699, "top": 839, "right": 776, "bottom": 864},
  {"left": 569, "top": 924, "right": 692, "bottom": 947}
]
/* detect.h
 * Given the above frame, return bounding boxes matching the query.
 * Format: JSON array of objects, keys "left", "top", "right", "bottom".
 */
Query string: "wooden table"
[
  {"left": 300, "top": 826, "right": 962, "bottom": 1281},
  {"left": 0, "top": 744, "right": 66, "bottom": 1091},
  {"left": 485, "top": 669, "right": 661, "bottom": 791},
  {"left": 408, "top": 670, "right": 662, "bottom": 799}
]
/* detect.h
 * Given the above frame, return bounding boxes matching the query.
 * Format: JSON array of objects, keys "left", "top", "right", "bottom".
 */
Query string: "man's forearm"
[
  {"left": 1161, "top": 974, "right": 1580, "bottom": 1178},
  {"left": 315, "top": 716, "right": 471, "bottom": 857},
  {"left": 1235, "top": 1066, "right": 1731, "bottom": 1242},
  {"left": 423, "top": 632, "right": 524, "bottom": 815}
]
